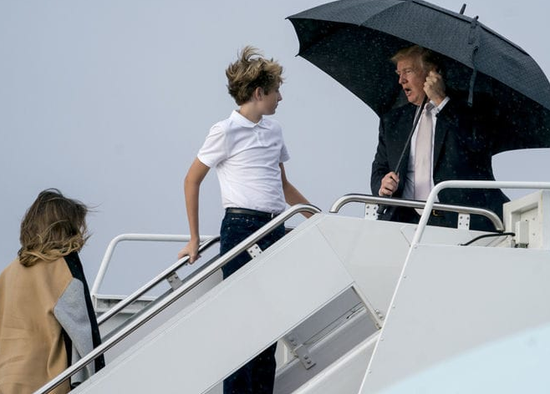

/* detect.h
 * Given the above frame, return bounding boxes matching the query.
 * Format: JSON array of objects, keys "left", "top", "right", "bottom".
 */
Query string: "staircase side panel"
[
  {"left": 360, "top": 245, "right": 550, "bottom": 394},
  {"left": 75, "top": 224, "right": 355, "bottom": 394}
]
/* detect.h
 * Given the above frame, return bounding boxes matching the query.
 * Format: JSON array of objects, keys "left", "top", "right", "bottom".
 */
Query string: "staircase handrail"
[
  {"left": 412, "top": 181, "right": 550, "bottom": 245},
  {"left": 91, "top": 233, "right": 216, "bottom": 299},
  {"left": 96, "top": 235, "right": 220, "bottom": 326},
  {"left": 329, "top": 193, "right": 504, "bottom": 231}
]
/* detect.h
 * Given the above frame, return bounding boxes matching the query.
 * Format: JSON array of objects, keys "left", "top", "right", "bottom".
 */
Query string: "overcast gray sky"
[{"left": 1, "top": 0, "right": 548, "bottom": 295}]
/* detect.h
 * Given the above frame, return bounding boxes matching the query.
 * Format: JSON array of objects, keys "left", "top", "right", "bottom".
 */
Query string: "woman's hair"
[
  {"left": 18, "top": 188, "right": 89, "bottom": 267},
  {"left": 391, "top": 45, "right": 440, "bottom": 72},
  {"left": 226, "top": 46, "right": 284, "bottom": 105}
]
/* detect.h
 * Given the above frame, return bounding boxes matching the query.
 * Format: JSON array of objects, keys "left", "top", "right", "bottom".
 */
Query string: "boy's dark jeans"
[{"left": 220, "top": 211, "right": 285, "bottom": 394}]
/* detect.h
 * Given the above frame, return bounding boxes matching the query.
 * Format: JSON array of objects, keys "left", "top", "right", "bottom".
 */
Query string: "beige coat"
[{"left": 0, "top": 257, "right": 73, "bottom": 394}]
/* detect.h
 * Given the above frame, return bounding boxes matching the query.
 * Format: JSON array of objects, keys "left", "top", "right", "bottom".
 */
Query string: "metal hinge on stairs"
[{"left": 284, "top": 333, "right": 316, "bottom": 370}]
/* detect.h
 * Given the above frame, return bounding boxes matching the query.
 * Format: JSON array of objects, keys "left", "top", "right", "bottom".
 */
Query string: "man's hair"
[
  {"left": 18, "top": 188, "right": 89, "bottom": 267},
  {"left": 226, "top": 46, "right": 284, "bottom": 105},
  {"left": 391, "top": 45, "right": 439, "bottom": 72}
]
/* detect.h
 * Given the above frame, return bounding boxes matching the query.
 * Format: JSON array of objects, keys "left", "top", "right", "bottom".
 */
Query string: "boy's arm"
[
  {"left": 279, "top": 163, "right": 312, "bottom": 218},
  {"left": 178, "top": 158, "right": 210, "bottom": 263}
]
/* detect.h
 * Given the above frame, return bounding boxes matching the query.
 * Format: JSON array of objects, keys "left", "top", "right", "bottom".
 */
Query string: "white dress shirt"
[{"left": 402, "top": 97, "right": 450, "bottom": 200}]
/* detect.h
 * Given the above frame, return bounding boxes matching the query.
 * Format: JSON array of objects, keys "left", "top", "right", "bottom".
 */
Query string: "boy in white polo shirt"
[{"left": 178, "top": 46, "right": 310, "bottom": 394}]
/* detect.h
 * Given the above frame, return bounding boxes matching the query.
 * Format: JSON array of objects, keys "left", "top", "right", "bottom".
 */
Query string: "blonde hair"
[
  {"left": 391, "top": 45, "right": 439, "bottom": 72},
  {"left": 226, "top": 46, "right": 284, "bottom": 105},
  {"left": 18, "top": 189, "right": 89, "bottom": 267}
]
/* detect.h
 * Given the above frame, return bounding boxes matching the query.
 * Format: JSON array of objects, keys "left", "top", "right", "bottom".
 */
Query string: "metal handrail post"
[{"left": 34, "top": 204, "right": 320, "bottom": 394}]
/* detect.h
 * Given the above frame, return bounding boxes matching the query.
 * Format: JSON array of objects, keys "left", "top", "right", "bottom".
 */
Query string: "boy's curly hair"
[
  {"left": 226, "top": 46, "right": 284, "bottom": 105},
  {"left": 18, "top": 189, "right": 89, "bottom": 267}
]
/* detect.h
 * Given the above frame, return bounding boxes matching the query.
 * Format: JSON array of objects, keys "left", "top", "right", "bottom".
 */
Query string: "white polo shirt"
[{"left": 197, "top": 110, "right": 290, "bottom": 213}]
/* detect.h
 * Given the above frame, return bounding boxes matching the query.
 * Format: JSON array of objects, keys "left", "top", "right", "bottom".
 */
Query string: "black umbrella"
[{"left": 288, "top": 0, "right": 550, "bottom": 153}]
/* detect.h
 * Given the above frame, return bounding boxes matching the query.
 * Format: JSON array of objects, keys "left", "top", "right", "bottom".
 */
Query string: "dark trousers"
[{"left": 220, "top": 210, "right": 285, "bottom": 394}]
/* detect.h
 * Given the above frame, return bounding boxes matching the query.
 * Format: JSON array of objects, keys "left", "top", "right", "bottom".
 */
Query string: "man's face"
[{"left": 396, "top": 56, "right": 429, "bottom": 106}]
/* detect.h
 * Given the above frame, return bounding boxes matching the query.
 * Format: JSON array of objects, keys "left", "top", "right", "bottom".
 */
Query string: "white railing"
[
  {"left": 413, "top": 181, "right": 550, "bottom": 246},
  {"left": 91, "top": 233, "right": 216, "bottom": 300},
  {"left": 95, "top": 236, "right": 220, "bottom": 327},
  {"left": 329, "top": 193, "right": 504, "bottom": 231}
]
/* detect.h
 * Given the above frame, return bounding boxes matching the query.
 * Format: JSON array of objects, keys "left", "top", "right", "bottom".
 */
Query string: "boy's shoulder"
[
  {"left": 259, "top": 116, "right": 282, "bottom": 131},
  {"left": 210, "top": 111, "right": 242, "bottom": 130},
  {"left": 211, "top": 111, "right": 282, "bottom": 134},
  {"left": 207, "top": 114, "right": 234, "bottom": 136}
]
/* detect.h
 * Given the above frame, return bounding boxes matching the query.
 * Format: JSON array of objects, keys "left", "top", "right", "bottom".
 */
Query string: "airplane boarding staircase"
[{"left": 35, "top": 181, "right": 550, "bottom": 394}]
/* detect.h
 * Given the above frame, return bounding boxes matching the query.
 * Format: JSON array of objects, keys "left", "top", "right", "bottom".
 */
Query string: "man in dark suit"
[{"left": 371, "top": 45, "right": 509, "bottom": 231}]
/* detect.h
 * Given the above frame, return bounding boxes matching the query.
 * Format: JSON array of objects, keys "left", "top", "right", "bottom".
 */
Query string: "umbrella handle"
[{"left": 377, "top": 96, "right": 428, "bottom": 215}]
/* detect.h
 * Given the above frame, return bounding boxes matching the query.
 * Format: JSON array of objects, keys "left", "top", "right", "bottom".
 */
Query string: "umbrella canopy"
[{"left": 288, "top": 0, "right": 550, "bottom": 153}]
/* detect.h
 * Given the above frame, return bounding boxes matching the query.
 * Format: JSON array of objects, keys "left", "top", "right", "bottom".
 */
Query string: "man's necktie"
[{"left": 414, "top": 103, "right": 434, "bottom": 201}]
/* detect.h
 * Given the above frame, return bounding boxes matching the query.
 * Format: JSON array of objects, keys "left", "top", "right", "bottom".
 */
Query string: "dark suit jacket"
[{"left": 370, "top": 98, "right": 509, "bottom": 231}]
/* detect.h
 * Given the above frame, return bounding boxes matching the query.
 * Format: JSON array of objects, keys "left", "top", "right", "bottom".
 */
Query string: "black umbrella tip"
[{"left": 459, "top": 4, "right": 467, "bottom": 14}]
